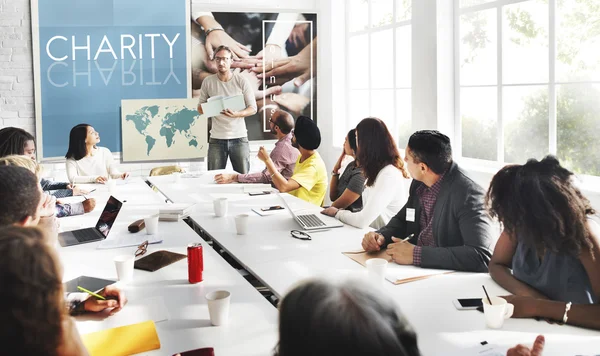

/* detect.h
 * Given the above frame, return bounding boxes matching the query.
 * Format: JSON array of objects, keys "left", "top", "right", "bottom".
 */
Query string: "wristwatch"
[{"left": 205, "top": 27, "right": 224, "bottom": 36}]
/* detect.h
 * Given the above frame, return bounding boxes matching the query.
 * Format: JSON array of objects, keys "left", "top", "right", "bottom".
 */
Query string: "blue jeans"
[{"left": 207, "top": 137, "right": 250, "bottom": 174}]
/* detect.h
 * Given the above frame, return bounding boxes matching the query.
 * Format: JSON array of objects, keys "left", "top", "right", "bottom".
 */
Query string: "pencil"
[{"left": 77, "top": 286, "right": 106, "bottom": 300}]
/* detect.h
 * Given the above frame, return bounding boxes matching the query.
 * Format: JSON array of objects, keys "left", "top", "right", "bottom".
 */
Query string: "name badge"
[{"left": 406, "top": 208, "right": 415, "bottom": 222}]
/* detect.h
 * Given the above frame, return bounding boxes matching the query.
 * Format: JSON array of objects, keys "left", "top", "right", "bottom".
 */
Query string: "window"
[
  {"left": 456, "top": 0, "right": 600, "bottom": 176},
  {"left": 345, "top": 0, "right": 412, "bottom": 148}
]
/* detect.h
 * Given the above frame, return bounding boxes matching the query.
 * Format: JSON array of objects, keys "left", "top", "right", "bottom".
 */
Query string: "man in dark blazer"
[{"left": 361, "top": 130, "right": 495, "bottom": 272}]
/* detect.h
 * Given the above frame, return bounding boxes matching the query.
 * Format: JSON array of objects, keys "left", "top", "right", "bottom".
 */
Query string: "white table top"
[
  {"left": 149, "top": 175, "right": 600, "bottom": 356},
  {"left": 58, "top": 178, "right": 279, "bottom": 356}
]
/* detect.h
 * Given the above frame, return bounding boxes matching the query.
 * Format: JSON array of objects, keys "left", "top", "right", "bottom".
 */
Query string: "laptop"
[
  {"left": 59, "top": 196, "right": 123, "bottom": 247},
  {"left": 277, "top": 193, "right": 344, "bottom": 230}
]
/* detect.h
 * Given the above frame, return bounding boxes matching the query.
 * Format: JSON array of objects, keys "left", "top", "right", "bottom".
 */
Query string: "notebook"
[
  {"left": 81, "top": 320, "right": 161, "bottom": 356},
  {"left": 342, "top": 249, "right": 454, "bottom": 284}
]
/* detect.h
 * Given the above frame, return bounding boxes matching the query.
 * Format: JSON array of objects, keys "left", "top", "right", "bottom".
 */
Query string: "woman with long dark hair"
[
  {"left": 322, "top": 118, "right": 410, "bottom": 229},
  {"left": 487, "top": 156, "right": 600, "bottom": 330},
  {"left": 328, "top": 129, "right": 365, "bottom": 212},
  {"left": 65, "top": 124, "right": 129, "bottom": 184}
]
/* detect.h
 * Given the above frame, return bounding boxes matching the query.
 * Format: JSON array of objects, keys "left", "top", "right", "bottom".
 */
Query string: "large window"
[
  {"left": 345, "top": 0, "right": 412, "bottom": 147},
  {"left": 456, "top": 0, "right": 600, "bottom": 176}
]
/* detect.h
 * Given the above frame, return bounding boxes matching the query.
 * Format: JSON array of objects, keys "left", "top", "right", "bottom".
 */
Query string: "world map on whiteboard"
[{"left": 121, "top": 99, "right": 207, "bottom": 162}]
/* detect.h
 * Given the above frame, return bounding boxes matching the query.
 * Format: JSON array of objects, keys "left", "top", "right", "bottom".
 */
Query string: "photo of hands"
[{"left": 190, "top": 6, "right": 317, "bottom": 141}]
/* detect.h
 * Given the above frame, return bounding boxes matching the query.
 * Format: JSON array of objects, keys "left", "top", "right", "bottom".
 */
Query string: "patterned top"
[
  {"left": 238, "top": 133, "right": 299, "bottom": 184},
  {"left": 413, "top": 171, "right": 446, "bottom": 266}
]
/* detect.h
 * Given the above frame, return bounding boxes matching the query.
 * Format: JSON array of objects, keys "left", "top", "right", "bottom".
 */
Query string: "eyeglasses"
[
  {"left": 135, "top": 240, "right": 149, "bottom": 257},
  {"left": 214, "top": 56, "right": 231, "bottom": 62},
  {"left": 290, "top": 230, "right": 311, "bottom": 241}
]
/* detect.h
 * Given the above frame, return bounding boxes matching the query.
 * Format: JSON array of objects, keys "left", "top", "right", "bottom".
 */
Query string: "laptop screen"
[{"left": 95, "top": 196, "right": 123, "bottom": 237}]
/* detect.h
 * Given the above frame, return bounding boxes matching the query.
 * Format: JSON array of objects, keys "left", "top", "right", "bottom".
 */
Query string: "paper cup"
[
  {"left": 482, "top": 296, "right": 514, "bottom": 329},
  {"left": 206, "top": 290, "right": 231, "bottom": 326},
  {"left": 114, "top": 255, "right": 135, "bottom": 282},
  {"left": 144, "top": 214, "right": 159, "bottom": 235},
  {"left": 213, "top": 198, "right": 228, "bottom": 217},
  {"left": 366, "top": 258, "right": 388, "bottom": 285},
  {"left": 107, "top": 179, "right": 117, "bottom": 194},
  {"left": 235, "top": 214, "right": 249, "bottom": 235}
]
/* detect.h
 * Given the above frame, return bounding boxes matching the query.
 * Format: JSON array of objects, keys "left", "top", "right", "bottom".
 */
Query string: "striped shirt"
[
  {"left": 413, "top": 171, "right": 446, "bottom": 266},
  {"left": 238, "top": 133, "right": 299, "bottom": 184}
]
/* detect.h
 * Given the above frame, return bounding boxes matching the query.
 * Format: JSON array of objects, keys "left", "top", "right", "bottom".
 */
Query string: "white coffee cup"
[
  {"left": 482, "top": 296, "right": 514, "bottom": 329},
  {"left": 213, "top": 198, "right": 228, "bottom": 217},
  {"left": 366, "top": 258, "right": 388, "bottom": 285},
  {"left": 173, "top": 172, "right": 181, "bottom": 184},
  {"left": 206, "top": 290, "right": 231, "bottom": 326},
  {"left": 235, "top": 214, "right": 249, "bottom": 235},
  {"left": 144, "top": 214, "right": 159, "bottom": 235},
  {"left": 107, "top": 179, "right": 117, "bottom": 194},
  {"left": 114, "top": 255, "right": 135, "bottom": 282}
]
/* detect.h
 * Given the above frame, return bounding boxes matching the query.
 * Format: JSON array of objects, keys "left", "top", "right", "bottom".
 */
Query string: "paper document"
[
  {"left": 81, "top": 320, "right": 161, "bottom": 356},
  {"left": 201, "top": 94, "right": 246, "bottom": 117},
  {"left": 252, "top": 207, "right": 287, "bottom": 216},
  {"left": 342, "top": 249, "right": 454, "bottom": 284},
  {"left": 97, "top": 233, "right": 163, "bottom": 249}
]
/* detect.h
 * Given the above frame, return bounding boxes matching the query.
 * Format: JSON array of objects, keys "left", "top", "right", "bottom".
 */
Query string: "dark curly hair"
[
  {"left": 486, "top": 155, "right": 596, "bottom": 257},
  {"left": 356, "top": 118, "right": 409, "bottom": 187},
  {"left": 0, "top": 226, "right": 65, "bottom": 356}
]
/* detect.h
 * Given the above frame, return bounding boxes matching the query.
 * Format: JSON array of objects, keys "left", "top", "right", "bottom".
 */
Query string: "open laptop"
[
  {"left": 59, "top": 196, "right": 123, "bottom": 247},
  {"left": 277, "top": 193, "right": 343, "bottom": 230}
]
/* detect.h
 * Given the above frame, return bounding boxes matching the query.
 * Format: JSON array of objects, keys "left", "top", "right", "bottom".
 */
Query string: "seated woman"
[
  {"left": 322, "top": 118, "right": 410, "bottom": 229},
  {"left": 275, "top": 279, "right": 421, "bottom": 356},
  {"left": 487, "top": 156, "right": 600, "bottom": 330},
  {"left": 65, "top": 124, "right": 129, "bottom": 184},
  {"left": 0, "top": 225, "right": 88, "bottom": 355},
  {"left": 329, "top": 129, "right": 365, "bottom": 212},
  {"left": 0, "top": 155, "right": 96, "bottom": 218},
  {"left": 0, "top": 127, "right": 86, "bottom": 198}
]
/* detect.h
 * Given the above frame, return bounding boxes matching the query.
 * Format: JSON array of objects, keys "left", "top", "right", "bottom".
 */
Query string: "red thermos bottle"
[{"left": 187, "top": 243, "right": 204, "bottom": 283}]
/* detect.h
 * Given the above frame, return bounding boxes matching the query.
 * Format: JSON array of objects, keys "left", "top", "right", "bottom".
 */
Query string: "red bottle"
[{"left": 187, "top": 243, "right": 204, "bottom": 283}]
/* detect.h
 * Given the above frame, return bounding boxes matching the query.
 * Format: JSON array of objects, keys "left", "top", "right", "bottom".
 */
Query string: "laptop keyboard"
[
  {"left": 73, "top": 229, "right": 102, "bottom": 242},
  {"left": 297, "top": 214, "right": 326, "bottom": 228}
]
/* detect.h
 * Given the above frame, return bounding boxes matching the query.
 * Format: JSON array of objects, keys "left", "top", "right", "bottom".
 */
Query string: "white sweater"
[
  {"left": 335, "top": 165, "right": 409, "bottom": 229},
  {"left": 66, "top": 147, "right": 121, "bottom": 183}
]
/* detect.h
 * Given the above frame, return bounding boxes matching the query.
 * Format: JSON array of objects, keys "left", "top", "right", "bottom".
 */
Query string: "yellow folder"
[{"left": 82, "top": 320, "right": 161, "bottom": 356}]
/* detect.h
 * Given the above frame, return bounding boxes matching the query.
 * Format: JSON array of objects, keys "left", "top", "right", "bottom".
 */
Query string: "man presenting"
[
  {"left": 215, "top": 109, "right": 299, "bottom": 184},
  {"left": 197, "top": 45, "right": 257, "bottom": 173},
  {"left": 361, "top": 130, "right": 494, "bottom": 272}
]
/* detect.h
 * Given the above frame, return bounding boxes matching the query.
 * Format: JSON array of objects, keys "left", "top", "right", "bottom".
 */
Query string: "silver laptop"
[
  {"left": 59, "top": 196, "right": 123, "bottom": 247},
  {"left": 277, "top": 193, "right": 344, "bottom": 230}
]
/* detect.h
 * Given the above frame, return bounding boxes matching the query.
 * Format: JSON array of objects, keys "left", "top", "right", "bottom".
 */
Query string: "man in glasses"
[
  {"left": 215, "top": 109, "right": 298, "bottom": 185},
  {"left": 197, "top": 45, "right": 258, "bottom": 174}
]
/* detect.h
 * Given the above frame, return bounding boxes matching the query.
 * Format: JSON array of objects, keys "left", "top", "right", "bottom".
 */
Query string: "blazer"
[{"left": 377, "top": 162, "right": 495, "bottom": 272}]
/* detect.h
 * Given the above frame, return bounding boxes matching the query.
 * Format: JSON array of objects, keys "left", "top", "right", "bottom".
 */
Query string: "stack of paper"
[{"left": 159, "top": 204, "right": 195, "bottom": 221}]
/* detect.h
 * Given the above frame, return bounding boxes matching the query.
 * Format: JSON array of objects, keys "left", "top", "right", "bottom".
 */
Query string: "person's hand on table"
[
  {"left": 95, "top": 176, "right": 108, "bottom": 184},
  {"left": 507, "top": 335, "right": 545, "bottom": 356},
  {"left": 121, "top": 172, "right": 130, "bottom": 180},
  {"left": 385, "top": 237, "right": 415, "bottom": 264},
  {"left": 214, "top": 173, "right": 238, "bottom": 184},
  {"left": 68, "top": 184, "right": 88, "bottom": 196},
  {"left": 362, "top": 232, "right": 385, "bottom": 252},
  {"left": 321, "top": 206, "right": 338, "bottom": 217},
  {"left": 82, "top": 198, "right": 96, "bottom": 213},
  {"left": 83, "top": 285, "right": 127, "bottom": 315},
  {"left": 272, "top": 93, "right": 310, "bottom": 117}
]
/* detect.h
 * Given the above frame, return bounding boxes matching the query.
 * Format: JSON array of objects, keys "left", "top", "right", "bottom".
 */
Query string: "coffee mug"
[{"left": 482, "top": 296, "right": 514, "bottom": 329}]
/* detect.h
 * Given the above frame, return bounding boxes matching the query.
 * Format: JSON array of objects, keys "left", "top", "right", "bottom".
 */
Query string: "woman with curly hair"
[
  {"left": 0, "top": 225, "right": 88, "bottom": 355},
  {"left": 487, "top": 155, "right": 600, "bottom": 330}
]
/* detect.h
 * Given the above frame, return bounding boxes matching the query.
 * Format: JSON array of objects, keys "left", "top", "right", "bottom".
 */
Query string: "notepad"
[
  {"left": 201, "top": 94, "right": 246, "bottom": 117},
  {"left": 82, "top": 320, "right": 161, "bottom": 356},
  {"left": 342, "top": 249, "right": 454, "bottom": 284}
]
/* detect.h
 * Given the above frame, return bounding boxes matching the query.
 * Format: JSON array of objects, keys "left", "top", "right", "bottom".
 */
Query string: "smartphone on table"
[
  {"left": 260, "top": 205, "right": 284, "bottom": 211},
  {"left": 453, "top": 298, "right": 483, "bottom": 310}
]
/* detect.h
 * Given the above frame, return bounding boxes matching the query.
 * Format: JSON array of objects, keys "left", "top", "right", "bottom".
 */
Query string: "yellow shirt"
[{"left": 289, "top": 151, "right": 328, "bottom": 206}]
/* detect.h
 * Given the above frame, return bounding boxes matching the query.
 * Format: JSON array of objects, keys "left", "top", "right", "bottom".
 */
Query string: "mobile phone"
[
  {"left": 261, "top": 205, "right": 284, "bottom": 211},
  {"left": 453, "top": 298, "right": 483, "bottom": 310},
  {"left": 248, "top": 191, "right": 271, "bottom": 196}
]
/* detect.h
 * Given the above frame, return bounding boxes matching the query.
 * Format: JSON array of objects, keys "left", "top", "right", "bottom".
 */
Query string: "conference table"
[
  {"left": 57, "top": 177, "right": 278, "bottom": 356},
  {"left": 148, "top": 172, "right": 600, "bottom": 356}
]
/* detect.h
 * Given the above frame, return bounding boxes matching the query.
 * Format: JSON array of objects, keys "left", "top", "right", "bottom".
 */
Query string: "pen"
[
  {"left": 401, "top": 233, "right": 414, "bottom": 242},
  {"left": 77, "top": 286, "right": 106, "bottom": 300}
]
